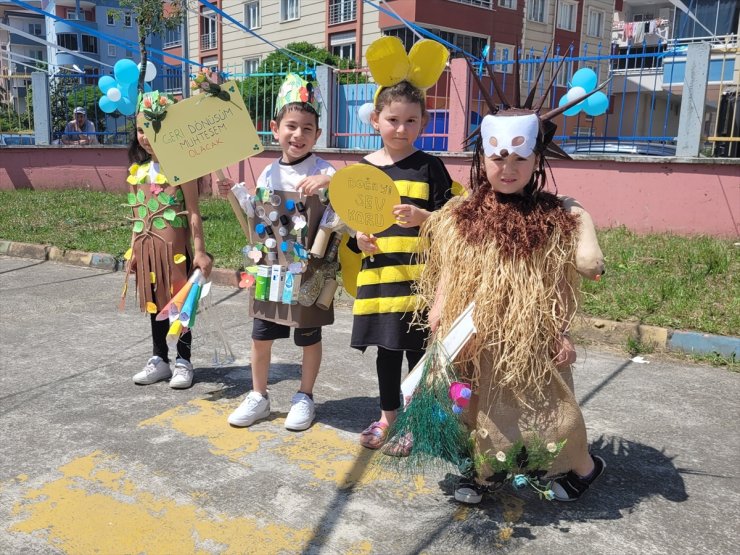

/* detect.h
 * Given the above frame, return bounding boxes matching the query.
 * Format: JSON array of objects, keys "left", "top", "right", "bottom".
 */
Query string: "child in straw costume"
[{"left": 391, "top": 55, "right": 607, "bottom": 504}]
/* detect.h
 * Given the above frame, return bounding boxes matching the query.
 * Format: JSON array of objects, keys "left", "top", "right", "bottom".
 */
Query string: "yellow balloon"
[
  {"left": 338, "top": 235, "right": 361, "bottom": 298},
  {"left": 407, "top": 39, "right": 449, "bottom": 89},
  {"left": 329, "top": 164, "right": 400, "bottom": 235},
  {"left": 366, "top": 36, "right": 410, "bottom": 87}
]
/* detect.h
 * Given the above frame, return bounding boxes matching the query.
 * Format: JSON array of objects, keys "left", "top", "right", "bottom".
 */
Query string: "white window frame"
[
  {"left": 200, "top": 10, "right": 218, "bottom": 50},
  {"left": 66, "top": 8, "right": 80, "bottom": 20},
  {"left": 106, "top": 10, "right": 115, "bottom": 26},
  {"left": 243, "top": 57, "right": 260, "bottom": 75},
  {"left": 498, "top": 0, "right": 516, "bottom": 9},
  {"left": 556, "top": 60, "right": 574, "bottom": 87},
  {"left": 124, "top": 12, "right": 133, "bottom": 28},
  {"left": 108, "top": 44, "right": 116, "bottom": 57},
  {"left": 280, "top": 0, "right": 300, "bottom": 23},
  {"left": 523, "top": 53, "right": 541, "bottom": 83},
  {"left": 449, "top": 0, "right": 493, "bottom": 8},
  {"left": 587, "top": 8, "right": 605, "bottom": 38},
  {"left": 494, "top": 42, "right": 515, "bottom": 75},
  {"left": 27, "top": 23, "right": 42, "bottom": 36},
  {"left": 557, "top": 1, "right": 578, "bottom": 32},
  {"left": 244, "top": 1, "right": 261, "bottom": 30},
  {"left": 527, "top": 0, "right": 547, "bottom": 24}
]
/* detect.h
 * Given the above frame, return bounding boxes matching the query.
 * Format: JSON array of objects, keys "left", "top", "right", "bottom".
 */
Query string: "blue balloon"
[
  {"left": 584, "top": 91, "right": 609, "bottom": 116},
  {"left": 144, "top": 83, "right": 152, "bottom": 92},
  {"left": 122, "top": 82, "right": 137, "bottom": 100},
  {"left": 99, "top": 95, "right": 117, "bottom": 114},
  {"left": 559, "top": 93, "right": 582, "bottom": 117},
  {"left": 98, "top": 75, "right": 116, "bottom": 94},
  {"left": 118, "top": 97, "right": 136, "bottom": 116},
  {"left": 570, "top": 68, "right": 598, "bottom": 92},
  {"left": 114, "top": 59, "right": 139, "bottom": 86}
]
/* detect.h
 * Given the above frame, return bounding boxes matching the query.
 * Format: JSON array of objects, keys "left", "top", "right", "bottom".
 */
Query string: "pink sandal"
[
  {"left": 381, "top": 432, "right": 413, "bottom": 457},
  {"left": 360, "top": 421, "right": 388, "bottom": 449}
]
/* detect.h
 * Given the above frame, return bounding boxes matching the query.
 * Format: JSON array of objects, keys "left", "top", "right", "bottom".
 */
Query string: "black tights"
[
  {"left": 376, "top": 347, "right": 424, "bottom": 412},
  {"left": 151, "top": 314, "right": 191, "bottom": 363}
]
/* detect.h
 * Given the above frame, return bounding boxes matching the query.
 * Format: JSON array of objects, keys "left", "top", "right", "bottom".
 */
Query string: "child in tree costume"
[{"left": 385, "top": 53, "right": 607, "bottom": 503}]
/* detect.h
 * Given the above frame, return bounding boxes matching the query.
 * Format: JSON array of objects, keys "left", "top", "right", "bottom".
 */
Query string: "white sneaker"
[
  {"left": 284, "top": 392, "right": 315, "bottom": 431},
  {"left": 227, "top": 391, "right": 271, "bottom": 427},
  {"left": 133, "top": 356, "right": 171, "bottom": 385},
  {"left": 170, "top": 359, "right": 194, "bottom": 389}
]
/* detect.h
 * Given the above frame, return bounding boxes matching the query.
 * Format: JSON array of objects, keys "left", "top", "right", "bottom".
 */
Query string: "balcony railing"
[
  {"left": 329, "top": 1, "right": 356, "bottom": 25},
  {"left": 200, "top": 33, "right": 217, "bottom": 50}
]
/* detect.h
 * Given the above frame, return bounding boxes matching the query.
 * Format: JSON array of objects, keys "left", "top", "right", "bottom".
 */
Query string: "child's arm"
[
  {"left": 355, "top": 231, "right": 379, "bottom": 254},
  {"left": 181, "top": 180, "right": 213, "bottom": 279},
  {"left": 393, "top": 204, "right": 430, "bottom": 228},
  {"left": 560, "top": 196, "right": 605, "bottom": 280},
  {"left": 296, "top": 173, "right": 331, "bottom": 196}
]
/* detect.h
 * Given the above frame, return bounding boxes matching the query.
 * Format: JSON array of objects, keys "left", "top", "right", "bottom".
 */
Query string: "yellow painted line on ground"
[
  {"left": 141, "top": 399, "right": 431, "bottom": 495},
  {"left": 10, "top": 451, "right": 313, "bottom": 554}
]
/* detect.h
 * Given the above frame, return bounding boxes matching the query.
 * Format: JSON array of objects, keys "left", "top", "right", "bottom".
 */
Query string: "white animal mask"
[{"left": 481, "top": 113, "right": 540, "bottom": 158}]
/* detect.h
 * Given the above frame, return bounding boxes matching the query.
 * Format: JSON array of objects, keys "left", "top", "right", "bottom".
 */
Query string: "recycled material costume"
[
  {"left": 350, "top": 150, "right": 452, "bottom": 352},
  {"left": 384, "top": 52, "right": 606, "bottom": 494}
]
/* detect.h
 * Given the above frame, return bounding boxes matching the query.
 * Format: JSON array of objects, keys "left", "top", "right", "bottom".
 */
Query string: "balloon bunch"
[
  {"left": 155, "top": 269, "right": 209, "bottom": 349},
  {"left": 557, "top": 68, "right": 609, "bottom": 117},
  {"left": 97, "top": 59, "right": 157, "bottom": 116}
]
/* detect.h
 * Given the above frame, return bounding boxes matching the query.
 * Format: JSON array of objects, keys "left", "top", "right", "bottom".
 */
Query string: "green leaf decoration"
[
  {"left": 253, "top": 144, "right": 260, "bottom": 150},
  {"left": 158, "top": 192, "right": 173, "bottom": 205},
  {"left": 127, "top": 192, "right": 136, "bottom": 204},
  {"left": 228, "top": 85, "right": 235, "bottom": 93},
  {"left": 175, "top": 189, "right": 184, "bottom": 201},
  {"left": 132, "top": 220, "right": 144, "bottom": 233},
  {"left": 143, "top": 122, "right": 150, "bottom": 128},
  {"left": 147, "top": 198, "right": 159, "bottom": 211},
  {"left": 152, "top": 217, "right": 166, "bottom": 230},
  {"left": 173, "top": 176, "right": 180, "bottom": 182},
  {"left": 136, "top": 189, "right": 145, "bottom": 202},
  {"left": 163, "top": 208, "right": 176, "bottom": 221},
  {"left": 153, "top": 120, "right": 161, "bottom": 134},
  {"left": 137, "top": 206, "right": 148, "bottom": 219},
  {"left": 218, "top": 90, "right": 230, "bottom": 102},
  {"left": 172, "top": 215, "right": 184, "bottom": 228}
]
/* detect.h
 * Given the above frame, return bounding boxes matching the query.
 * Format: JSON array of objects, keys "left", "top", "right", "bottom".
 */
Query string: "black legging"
[
  {"left": 376, "top": 346, "right": 424, "bottom": 411},
  {"left": 150, "top": 313, "right": 192, "bottom": 363}
]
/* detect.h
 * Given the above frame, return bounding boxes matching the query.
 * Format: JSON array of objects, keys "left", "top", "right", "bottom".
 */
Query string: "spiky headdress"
[{"left": 465, "top": 46, "right": 607, "bottom": 160}]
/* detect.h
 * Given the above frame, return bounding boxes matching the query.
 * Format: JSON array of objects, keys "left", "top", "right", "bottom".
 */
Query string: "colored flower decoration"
[
  {"left": 190, "top": 68, "right": 242, "bottom": 110},
  {"left": 139, "top": 91, "right": 176, "bottom": 140}
]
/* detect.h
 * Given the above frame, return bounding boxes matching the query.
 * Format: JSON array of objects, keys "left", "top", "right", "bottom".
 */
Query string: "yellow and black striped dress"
[{"left": 350, "top": 150, "right": 452, "bottom": 352}]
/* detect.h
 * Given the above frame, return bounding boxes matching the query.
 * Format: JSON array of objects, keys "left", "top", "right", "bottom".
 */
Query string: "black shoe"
[
  {"left": 552, "top": 454, "right": 606, "bottom": 502},
  {"left": 454, "top": 479, "right": 485, "bottom": 504}
]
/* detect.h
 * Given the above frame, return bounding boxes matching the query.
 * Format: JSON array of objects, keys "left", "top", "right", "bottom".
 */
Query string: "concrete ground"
[{"left": 1, "top": 255, "right": 738, "bottom": 555}]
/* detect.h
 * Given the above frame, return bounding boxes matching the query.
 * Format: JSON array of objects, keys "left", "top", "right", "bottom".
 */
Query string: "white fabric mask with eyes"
[{"left": 481, "top": 113, "right": 540, "bottom": 158}]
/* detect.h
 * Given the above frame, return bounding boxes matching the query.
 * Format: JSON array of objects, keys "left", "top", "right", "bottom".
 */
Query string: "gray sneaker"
[
  {"left": 133, "top": 356, "right": 171, "bottom": 385},
  {"left": 284, "top": 392, "right": 315, "bottom": 431},
  {"left": 169, "top": 359, "right": 194, "bottom": 389},
  {"left": 227, "top": 391, "right": 271, "bottom": 427}
]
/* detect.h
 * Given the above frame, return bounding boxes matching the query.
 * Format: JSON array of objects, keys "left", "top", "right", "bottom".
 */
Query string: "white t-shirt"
[{"left": 256, "top": 153, "right": 335, "bottom": 192}]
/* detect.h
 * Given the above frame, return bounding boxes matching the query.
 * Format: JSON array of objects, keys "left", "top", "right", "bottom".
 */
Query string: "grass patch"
[{"left": 1, "top": 191, "right": 738, "bottom": 336}]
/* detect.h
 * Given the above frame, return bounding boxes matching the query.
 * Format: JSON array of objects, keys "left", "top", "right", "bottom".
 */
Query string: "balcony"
[
  {"left": 200, "top": 33, "right": 217, "bottom": 50},
  {"left": 329, "top": 1, "right": 356, "bottom": 25}
]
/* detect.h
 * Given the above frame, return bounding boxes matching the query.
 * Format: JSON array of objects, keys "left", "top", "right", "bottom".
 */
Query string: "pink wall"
[{"left": 1, "top": 146, "right": 738, "bottom": 237}]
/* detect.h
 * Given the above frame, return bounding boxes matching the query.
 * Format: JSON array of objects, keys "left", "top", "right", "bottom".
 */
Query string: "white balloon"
[
  {"left": 138, "top": 61, "right": 157, "bottom": 82},
  {"left": 358, "top": 102, "right": 375, "bottom": 126},
  {"left": 106, "top": 87, "right": 122, "bottom": 102},
  {"left": 566, "top": 86, "right": 587, "bottom": 102}
]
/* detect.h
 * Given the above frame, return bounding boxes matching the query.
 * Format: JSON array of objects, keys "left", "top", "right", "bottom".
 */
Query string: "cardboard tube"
[
  {"left": 310, "top": 227, "right": 332, "bottom": 257},
  {"left": 315, "top": 278, "right": 338, "bottom": 310}
]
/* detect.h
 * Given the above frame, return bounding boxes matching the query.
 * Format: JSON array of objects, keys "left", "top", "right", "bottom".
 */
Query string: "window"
[
  {"left": 106, "top": 10, "right": 115, "bottom": 25},
  {"left": 200, "top": 10, "right": 218, "bottom": 50},
  {"left": 126, "top": 50, "right": 134, "bottom": 59},
  {"left": 493, "top": 42, "right": 514, "bottom": 74},
  {"left": 108, "top": 44, "right": 116, "bottom": 57},
  {"left": 498, "top": 0, "right": 515, "bottom": 9},
  {"left": 124, "top": 12, "right": 133, "bottom": 27},
  {"left": 449, "top": 0, "right": 492, "bottom": 8},
  {"left": 329, "top": 0, "right": 356, "bottom": 25},
  {"left": 66, "top": 8, "right": 80, "bottom": 20},
  {"left": 557, "top": 1, "right": 578, "bottom": 32},
  {"left": 163, "top": 27, "right": 182, "bottom": 48},
  {"left": 244, "top": 1, "right": 260, "bottom": 29},
  {"left": 243, "top": 57, "right": 260, "bottom": 75},
  {"left": 330, "top": 31, "right": 356, "bottom": 60},
  {"left": 57, "top": 33, "right": 78, "bottom": 51},
  {"left": 527, "top": 0, "right": 546, "bottom": 24},
  {"left": 523, "top": 53, "right": 541, "bottom": 83},
  {"left": 587, "top": 8, "right": 604, "bottom": 38},
  {"left": 27, "top": 23, "right": 42, "bottom": 36},
  {"left": 556, "top": 60, "right": 574, "bottom": 87},
  {"left": 384, "top": 26, "right": 487, "bottom": 60},
  {"left": 82, "top": 35, "right": 98, "bottom": 54},
  {"left": 280, "top": 0, "right": 299, "bottom": 22}
]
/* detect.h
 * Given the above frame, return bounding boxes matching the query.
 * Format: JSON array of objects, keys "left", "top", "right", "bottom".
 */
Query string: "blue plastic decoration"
[
  {"left": 114, "top": 59, "right": 139, "bottom": 86},
  {"left": 558, "top": 93, "right": 583, "bottom": 117},
  {"left": 98, "top": 95, "right": 117, "bottom": 114},
  {"left": 584, "top": 91, "right": 609, "bottom": 116},
  {"left": 570, "top": 68, "right": 598, "bottom": 93},
  {"left": 98, "top": 75, "right": 116, "bottom": 94}
]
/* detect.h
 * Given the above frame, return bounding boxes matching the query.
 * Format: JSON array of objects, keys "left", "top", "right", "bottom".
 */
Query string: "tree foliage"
[{"left": 119, "top": 0, "right": 185, "bottom": 93}]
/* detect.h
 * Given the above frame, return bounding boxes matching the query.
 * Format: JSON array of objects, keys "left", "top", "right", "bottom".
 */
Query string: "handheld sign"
[
  {"left": 141, "top": 81, "right": 262, "bottom": 185},
  {"left": 329, "top": 164, "right": 400, "bottom": 235}
]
